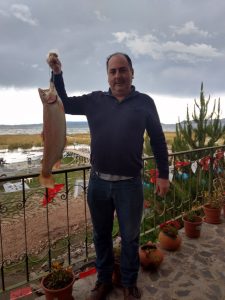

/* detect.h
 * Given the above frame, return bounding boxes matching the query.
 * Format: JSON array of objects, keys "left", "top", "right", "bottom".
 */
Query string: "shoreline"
[{"left": 0, "top": 144, "right": 91, "bottom": 178}]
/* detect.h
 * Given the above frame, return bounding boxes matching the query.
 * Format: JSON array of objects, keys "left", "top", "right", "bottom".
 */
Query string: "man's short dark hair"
[{"left": 106, "top": 52, "right": 133, "bottom": 70}]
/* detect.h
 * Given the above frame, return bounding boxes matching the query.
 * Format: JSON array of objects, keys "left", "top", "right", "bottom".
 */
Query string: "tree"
[{"left": 172, "top": 83, "right": 225, "bottom": 152}]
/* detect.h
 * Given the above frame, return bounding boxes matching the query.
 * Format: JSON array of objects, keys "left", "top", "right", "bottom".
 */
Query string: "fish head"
[{"left": 38, "top": 84, "right": 57, "bottom": 104}]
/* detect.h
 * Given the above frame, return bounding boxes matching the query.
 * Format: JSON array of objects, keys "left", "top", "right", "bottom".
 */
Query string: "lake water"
[
  {"left": 0, "top": 121, "right": 89, "bottom": 135},
  {"left": 0, "top": 144, "right": 90, "bottom": 165},
  {"left": 0, "top": 148, "right": 43, "bottom": 164}
]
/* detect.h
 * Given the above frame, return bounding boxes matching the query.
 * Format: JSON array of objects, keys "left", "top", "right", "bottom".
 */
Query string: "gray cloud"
[
  {"left": 171, "top": 21, "right": 210, "bottom": 38},
  {"left": 0, "top": 0, "right": 225, "bottom": 99},
  {"left": 10, "top": 4, "right": 38, "bottom": 26},
  {"left": 113, "top": 30, "right": 222, "bottom": 63}
]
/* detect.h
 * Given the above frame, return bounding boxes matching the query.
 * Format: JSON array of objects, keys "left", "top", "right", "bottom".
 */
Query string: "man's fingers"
[{"left": 47, "top": 57, "right": 62, "bottom": 74}]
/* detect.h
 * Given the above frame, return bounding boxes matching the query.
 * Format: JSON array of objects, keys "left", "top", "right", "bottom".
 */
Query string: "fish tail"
[{"left": 39, "top": 174, "right": 55, "bottom": 189}]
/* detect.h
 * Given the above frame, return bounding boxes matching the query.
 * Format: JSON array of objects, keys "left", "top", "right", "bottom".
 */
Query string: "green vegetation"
[{"left": 172, "top": 83, "right": 225, "bottom": 152}]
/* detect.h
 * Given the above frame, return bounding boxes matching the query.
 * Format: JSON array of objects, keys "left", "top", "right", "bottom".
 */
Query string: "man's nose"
[{"left": 115, "top": 70, "right": 121, "bottom": 78}]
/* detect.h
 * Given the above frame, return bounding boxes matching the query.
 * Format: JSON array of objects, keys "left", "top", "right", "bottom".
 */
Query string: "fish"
[{"left": 38, "top": 82, "right": 66, "bottom": 188}]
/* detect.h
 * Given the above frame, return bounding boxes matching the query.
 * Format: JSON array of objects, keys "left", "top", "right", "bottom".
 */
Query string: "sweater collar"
[{"left": 105, "top": 85, "right": 138, "bottom": 100}]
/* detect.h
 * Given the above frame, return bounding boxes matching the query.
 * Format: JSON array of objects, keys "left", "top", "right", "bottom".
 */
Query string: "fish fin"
[
  {"left": 47, "top": 94, "right": 57, "bottom": 104},
  {"left": 53, "top": 160, "right": 61, "bottom": 169},
  {"left": 39, "top": 174, "right": 55, "bottom": 189}
]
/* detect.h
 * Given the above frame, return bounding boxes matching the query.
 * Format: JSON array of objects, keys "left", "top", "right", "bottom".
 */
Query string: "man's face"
[{"left": 107, "top": 54, "right": 134, "bottom": 99}]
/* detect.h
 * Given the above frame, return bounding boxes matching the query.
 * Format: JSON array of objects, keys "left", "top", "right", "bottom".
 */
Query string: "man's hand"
[
  {"left": 155, "top": 178, "right": 170, "bottom": 197},
  {"left": 47, "top": 52, "right": 62, "bottom": 74}
]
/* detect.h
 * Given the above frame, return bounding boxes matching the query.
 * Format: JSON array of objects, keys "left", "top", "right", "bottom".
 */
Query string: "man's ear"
[{"left": 132, "top": 68, "right": 134, "bottom": 78}]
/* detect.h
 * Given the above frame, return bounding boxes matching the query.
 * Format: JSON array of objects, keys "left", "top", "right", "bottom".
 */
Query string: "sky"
[{"left": 0, "top": 0, "right": 225, "bottom": 125}]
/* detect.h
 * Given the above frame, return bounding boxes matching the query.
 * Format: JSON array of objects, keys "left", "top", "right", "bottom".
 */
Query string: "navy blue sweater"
[{"left": 53, "top": 73, "right": 169, "bottom": 179}]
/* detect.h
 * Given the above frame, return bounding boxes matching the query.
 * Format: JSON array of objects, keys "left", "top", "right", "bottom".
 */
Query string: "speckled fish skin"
[{"left": 38, "top": 82, "right": 66, "bottom": 188}]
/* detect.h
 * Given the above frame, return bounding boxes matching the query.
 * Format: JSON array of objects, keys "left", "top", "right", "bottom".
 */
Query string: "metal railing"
[{"left": 0, "top": 145, "right": 224, "bottom": 294}]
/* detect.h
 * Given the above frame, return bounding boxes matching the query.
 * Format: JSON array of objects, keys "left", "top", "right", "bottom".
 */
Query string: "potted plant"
[
  {"left": 213, "top": 177, "right": 225, "bottom": 218},
  {"left": 41, "top": 261, "right": 75, "bottom": 300},
  {"left": 139, "top": 241, "right": 164, "bottom": 270},
  {"left": 203, "top": 179, "right": 224, "bottom": 224},
  {"left": 182, "top": 204, "right": 203, "bottom": 238},
  {"left": 158, "top": 220, "right": 181, "bottom": 251}
]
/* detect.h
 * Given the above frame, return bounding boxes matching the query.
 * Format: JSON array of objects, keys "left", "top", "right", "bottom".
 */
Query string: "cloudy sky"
[{"left": 0, "top": 0, "right": 225, "bottom": 125}]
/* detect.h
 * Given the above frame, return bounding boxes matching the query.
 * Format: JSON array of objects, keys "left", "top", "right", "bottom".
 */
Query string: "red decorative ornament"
[
  {"left": 199, "top": 156, "right": 211, "bottom": 171},
  {"left": 215, "top": 150, "right": 224, "bottom": 160},
  {"left": 175, "top": 161, "right": 190, "bottom": 169},
  {"left": 42, "top": 183, "right": 64, "bottom": 206},
  {"left": 149, "top": 169, "right": 159, "bottom": 184}
]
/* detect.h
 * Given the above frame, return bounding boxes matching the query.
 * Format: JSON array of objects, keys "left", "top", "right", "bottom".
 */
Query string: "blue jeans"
[{"left": 87, "top": 172, "right": 144, "bottom": 287}]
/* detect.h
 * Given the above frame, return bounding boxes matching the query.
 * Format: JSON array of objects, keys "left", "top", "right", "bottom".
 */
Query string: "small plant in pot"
[
  {"left": 203, "top": 180, "right": 223, "bottom": 224},
  {"left": 212, "top": 177, "right": 225, "bottom": 218},
  {"left": 139, "top": 241, "right": 164, "bottom": 270},
  {"left": 41, "top": 261, "right": 75, "bottom": 300},
  {"left": 182, "top": 202, "right": 203, "bottom": 238},
  {"left": 158, "top": 220, "right": 182, "bottom": 251}
]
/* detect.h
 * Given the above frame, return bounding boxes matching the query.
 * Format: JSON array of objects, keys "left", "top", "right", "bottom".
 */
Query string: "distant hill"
[
  {"left": 161, "top": 118, "right": 225, "bottom": 132},
  {"left": 0, "top": 121, "right": 89, "bottom": 135},
  {"left": 161, "top": 123, "right": 176, "bottom": 132},
  {"left": 0, "top": 119, "right": 224, "bottom": 134}
]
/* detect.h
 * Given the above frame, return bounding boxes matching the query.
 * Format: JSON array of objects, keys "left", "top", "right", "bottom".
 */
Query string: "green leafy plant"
[
  {"left": 183, "top": 201, "right": 202, "bottom": 222},
  {"left": 204, "top": 178, "right": 224, "bottom": 209},
  {"left": 204, "top": 190, "right": 223, "bottom": 209}
]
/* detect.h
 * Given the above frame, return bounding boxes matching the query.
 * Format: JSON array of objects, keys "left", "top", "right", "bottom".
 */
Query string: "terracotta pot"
[
  {"left": 139, "top": 242, "right": 164, "bottom": 270},
  {"left": 158, "top": 231, "right": 181, "bottom": 251},
  {"left": 203, "top": 204, "right": 222, "bottom": 224},
  {"left": 183, "top": 216, "right": 202, "bottom": 238},
  {"left": 41, "top": 273, "right": 75, "bottom": 300}
]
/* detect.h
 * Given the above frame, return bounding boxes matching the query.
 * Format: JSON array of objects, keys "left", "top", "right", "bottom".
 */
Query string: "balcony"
[
  {"left": 37, "top": 220, "right": 225, "bottom": 300},
  {"left": 0, "top": 145, "right": 225, "bottom": 299}
]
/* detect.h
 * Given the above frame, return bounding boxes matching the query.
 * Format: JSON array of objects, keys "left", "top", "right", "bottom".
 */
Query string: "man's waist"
[{"left": 95, "top": 171, "right": 133, "bottom": 181}]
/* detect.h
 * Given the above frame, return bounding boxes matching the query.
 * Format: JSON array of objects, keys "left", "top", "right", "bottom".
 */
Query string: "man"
[{"left": 48, "top": 52, "right": 169, "bottom": 300}]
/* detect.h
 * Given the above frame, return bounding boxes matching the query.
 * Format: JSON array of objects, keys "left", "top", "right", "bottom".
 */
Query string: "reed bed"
[
  {"left": 0, "top": 132, "right": 176, "bottom": 150},
  {"left": 0, "top": 133, "right": 91, "bottom": 150}
]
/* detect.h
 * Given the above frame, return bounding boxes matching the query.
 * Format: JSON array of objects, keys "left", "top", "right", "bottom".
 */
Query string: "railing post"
[
  {"left": 65, "top": 171, "right": 71, "bottom": 265},
  {"left": 83, "top": 168, "right": 88, "bottom": 260},
  {"left": 21, "top": 178, "right": 29, "bottom": 282},
  {"left": 208, "top": 148, "right": 214, "bottom": 194},
  {"left": 45, "top": 188, "right": 52, "bottom": 271},
  {"left": 0, "top": 220, "right": 5, "bottom": 291}
]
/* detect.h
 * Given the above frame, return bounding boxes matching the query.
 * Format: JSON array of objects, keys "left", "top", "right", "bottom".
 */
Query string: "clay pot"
[
  {"left": 41, "top": 273, "right": 75, "bottom": 300},
  {"left": 183, "top": 216, "right": 202, "bottom": 238},
  {"left": 158, "top": 231, "right": 182, "bottom": 251},
  {"left": 203, "top": 204, "right": 222, "bottom": 224},
  {"left": 139, "top": 242, "right": 164, "bottom": 270}
]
